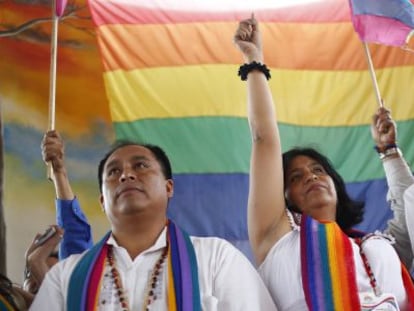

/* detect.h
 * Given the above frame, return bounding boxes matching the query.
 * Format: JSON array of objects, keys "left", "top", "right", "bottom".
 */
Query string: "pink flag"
[
  {"left": 349, "top": 0, "right": 414, "bottom": 46},
  {"left": 56, "top": 0, "right": 68, "bottom": 17}
]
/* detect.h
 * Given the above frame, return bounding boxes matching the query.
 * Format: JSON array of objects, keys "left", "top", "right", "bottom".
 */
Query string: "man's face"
[{"left": 100, "top": 145, "right": 173, "bottom": 225}]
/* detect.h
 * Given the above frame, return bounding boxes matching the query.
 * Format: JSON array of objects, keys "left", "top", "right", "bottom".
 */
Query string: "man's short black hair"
[{"left": 98, "top": 141, "right": 172, "bottom": 193}]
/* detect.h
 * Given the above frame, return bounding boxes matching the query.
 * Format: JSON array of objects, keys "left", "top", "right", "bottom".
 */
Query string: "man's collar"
[{"left": 106, "top": 226, "right": 168, "bottom": 254}]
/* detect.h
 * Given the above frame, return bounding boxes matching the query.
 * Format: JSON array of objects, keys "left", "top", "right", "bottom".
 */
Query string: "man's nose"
[{"left": 120, "top": 168, "right": 136, "bottom": 182}]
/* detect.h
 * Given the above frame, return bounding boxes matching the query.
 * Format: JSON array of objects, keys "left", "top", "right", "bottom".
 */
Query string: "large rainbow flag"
[
  {"left": 87, "top": 0, "right": 414, "bottom": 256},
  {"left": 1, "top": 0, "right": 414, "bottom": 274}
]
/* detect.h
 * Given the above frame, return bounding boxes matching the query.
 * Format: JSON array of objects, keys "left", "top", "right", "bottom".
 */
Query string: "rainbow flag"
[
  {"left": 349, "top": 0, "right": 414, "bottom": 46},
  {"left": 86, "top": 0, "right": 414, "bottom": 256}
]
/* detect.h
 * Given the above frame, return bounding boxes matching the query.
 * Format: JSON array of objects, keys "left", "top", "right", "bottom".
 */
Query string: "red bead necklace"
[{"left": 106, "top": 244, "right": 169, "bottom": 311}]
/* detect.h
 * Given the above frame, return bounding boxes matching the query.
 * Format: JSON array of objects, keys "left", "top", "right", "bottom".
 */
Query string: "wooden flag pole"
[
  {"left": 47, "top": 0, "right": 59, "bottom": 180},
  {"left": 363, "top": 42, "right": 383, "bottom": 107}
]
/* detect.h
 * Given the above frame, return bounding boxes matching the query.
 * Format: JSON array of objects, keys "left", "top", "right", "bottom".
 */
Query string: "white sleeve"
[
  {"left": 210, "top": 239, "right": 278, "bottom": 311},
  {"left": 383, "top": 156, "right": 414, "bottom": 270},
  {"left": 403, "top": 183, "right": 414, "bottom": 272},
  {"left": 29, "top": 262, "right": 65, "bottom": 311}
]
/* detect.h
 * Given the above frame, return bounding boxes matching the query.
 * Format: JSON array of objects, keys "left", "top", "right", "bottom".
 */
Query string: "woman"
[{"left": 234, "top": 17, "right": 414, "bottom": 310}]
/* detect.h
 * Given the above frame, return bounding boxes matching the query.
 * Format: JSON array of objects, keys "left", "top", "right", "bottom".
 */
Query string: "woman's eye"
[{"left": 314, "top": 166, "right": 324, "bottom": 174}]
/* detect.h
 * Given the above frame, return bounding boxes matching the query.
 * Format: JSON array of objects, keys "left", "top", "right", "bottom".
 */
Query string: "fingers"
[
  {"left": 26, "top": 226, "right": 63, "bottom": 259},
  {"left": 41, "top": 130, "right": 64, "bottom": 164},
  {"left": 370, "top": 107, "right": 396, "bottom": 148},
  {"left": 375, "top": 108, "right": 394, "bottom": 133},
  {"left": 234, "top": 20, "right": 254, "bottom": 42},
  {"left": 25, "top": 233, "right": 42, "bottom": 259}
]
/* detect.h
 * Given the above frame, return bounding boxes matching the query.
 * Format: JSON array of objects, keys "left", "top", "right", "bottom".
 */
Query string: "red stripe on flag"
[{"left": 88, "top": 0, "right": 350, "bottom": 26}]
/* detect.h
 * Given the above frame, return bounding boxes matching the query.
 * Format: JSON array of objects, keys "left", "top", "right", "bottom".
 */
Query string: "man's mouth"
[{"left": 117, "top": 186, "right": 143, "bottom": 198}]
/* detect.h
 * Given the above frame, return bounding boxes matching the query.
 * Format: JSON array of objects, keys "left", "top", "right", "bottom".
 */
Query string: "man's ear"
[
  {"left": 100, "top": 194, "right": 105, "bottom": 213},
  {"left": 284, "top": 190, "right": 290, "bottom": 204},
  {"left": 166, "top": 179, "right": 174, "bottom": 198}
]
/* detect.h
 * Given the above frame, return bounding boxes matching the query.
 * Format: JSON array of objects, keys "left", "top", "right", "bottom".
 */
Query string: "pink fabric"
[
  {"left": 351, "top": 14, "right": 413, "bottom": 46},
  {"left": 56, "top": 0, "right": 68, "bottom": 17}
]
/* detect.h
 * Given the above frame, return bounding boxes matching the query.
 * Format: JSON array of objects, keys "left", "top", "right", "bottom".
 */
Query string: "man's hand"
[
  {"left": 23, "top": 225, "right": 63, "bottom": 294},
  {"left": 371, "top": 106, "right": 397, "bottom": 151},
  {"left": 41, "top": 130, "right": 66, "bottom": 176}
]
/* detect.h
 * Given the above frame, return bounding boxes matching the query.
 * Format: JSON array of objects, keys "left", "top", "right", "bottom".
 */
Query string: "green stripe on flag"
[{"left": 114, "top": 117, "right": 414, "bottom": 182}]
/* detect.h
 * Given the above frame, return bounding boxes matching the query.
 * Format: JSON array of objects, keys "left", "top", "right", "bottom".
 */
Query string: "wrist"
[
  {"left": 375, "top": 146, "right": 402, "bottom": 161},
  {"left": 374, "top": 142, "right": 397, "bottom": 153},
  {"left": 238, "top": 61, "right": 271, "bottom": 81}
]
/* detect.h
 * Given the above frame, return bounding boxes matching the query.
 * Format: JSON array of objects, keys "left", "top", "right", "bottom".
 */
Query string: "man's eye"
[
  {"left": 108, "top": 168, "right": 120, "bottom": 176},
  {"left": 135, "top": 162, "right": 148, "bottom": 169},
  {"left": 289, "top": 175, "right": 300, "bottom": 183}
]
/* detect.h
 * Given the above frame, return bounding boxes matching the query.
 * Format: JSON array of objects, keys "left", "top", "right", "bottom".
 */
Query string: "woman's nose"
[{"left": 304, "top": 172, "right": 318, "bottom": 183}]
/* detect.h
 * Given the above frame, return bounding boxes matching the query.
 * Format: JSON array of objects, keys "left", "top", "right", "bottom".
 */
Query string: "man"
[
  {"left": 30, "top": 141, "right": 278, "bottom": 310},
  {"left": 371, "top": 107, "right": 414, "bottom": 273},
  {"left": 22, "top": 131, "right": 93, "bottom": 296}
]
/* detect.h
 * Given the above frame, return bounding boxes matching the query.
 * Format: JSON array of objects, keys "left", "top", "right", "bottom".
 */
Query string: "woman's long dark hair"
[{"left": 282, "top": 147, "right": 364, "bottom": 231}]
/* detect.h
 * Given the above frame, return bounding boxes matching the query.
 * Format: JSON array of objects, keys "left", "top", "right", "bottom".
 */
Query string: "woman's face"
[{"left": 285, "top": 155, "right": 337, "bottom": 221}]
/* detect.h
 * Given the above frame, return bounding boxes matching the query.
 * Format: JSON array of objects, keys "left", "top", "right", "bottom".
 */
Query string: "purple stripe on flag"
[
  {"left": 352, "top": 14, "right": 413, "bottom": 46},
  {"left": 175, "top": 227, "right": 193, "bottom": 311}
]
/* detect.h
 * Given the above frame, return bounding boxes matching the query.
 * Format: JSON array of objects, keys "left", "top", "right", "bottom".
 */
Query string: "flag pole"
[
  {"left": 362, "top": 42, "right": 383, "bottom": 107},
  {"left": 47, "top": 0, "right": 59, "bottom": 180}
]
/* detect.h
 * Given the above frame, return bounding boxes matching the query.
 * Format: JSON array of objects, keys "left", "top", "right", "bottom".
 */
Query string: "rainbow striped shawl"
[
  {"left": 67, "top": 220, "right": 201, "bottom": 311},
  {"left": 0, "top": 296, "right": 15, "bottom": 311},
  {"left": 300, "top": 214, "right": 414, "bottom": 311},
  {"left": 300, "top": 214, "right": 361, "bottom": 311}
]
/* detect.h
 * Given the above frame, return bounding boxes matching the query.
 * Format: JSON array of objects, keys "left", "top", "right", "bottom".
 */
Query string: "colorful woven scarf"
[
  {"left": 300, "top": 214, "right": 360, "bottom": 311},
  {"left": 0, "top": 295, "right": 15, "bottom": 311},
  {"left": 401, "top": 263, "right": 414, "bottom": 310},
  {"left": 67, "top": 220, "right": 201, "bottom": 311}
]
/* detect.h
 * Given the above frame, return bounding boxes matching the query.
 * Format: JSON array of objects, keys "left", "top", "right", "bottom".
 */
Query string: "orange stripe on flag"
[{"left": 97, "top": 22, "right": 414, "bottom": 72}]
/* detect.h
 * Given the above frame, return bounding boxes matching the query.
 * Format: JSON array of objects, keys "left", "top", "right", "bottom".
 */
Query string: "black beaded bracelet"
[
  {"left": 374, "top": 143, "right": 397, "bottom": 153},
  {"left": 238, "top": 61, "right": 271, "bottom": 81}
]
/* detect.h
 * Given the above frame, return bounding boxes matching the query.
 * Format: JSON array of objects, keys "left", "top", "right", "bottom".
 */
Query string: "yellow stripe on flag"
[{"left": 105, "top": 64, "right": 414, "bottom": 126}]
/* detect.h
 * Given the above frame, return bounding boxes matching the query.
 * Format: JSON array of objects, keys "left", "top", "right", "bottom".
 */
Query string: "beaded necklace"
[{"left": 106, "top": 244, "right": 169, "bottom": 311}]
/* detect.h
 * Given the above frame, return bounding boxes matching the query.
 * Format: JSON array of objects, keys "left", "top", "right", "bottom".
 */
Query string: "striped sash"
[
  {"left": 300, "top": 214, "right": 360, "bottom": 311},
  {"left": 67, "top": 220, "right": 201, "bottom": 311}
]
